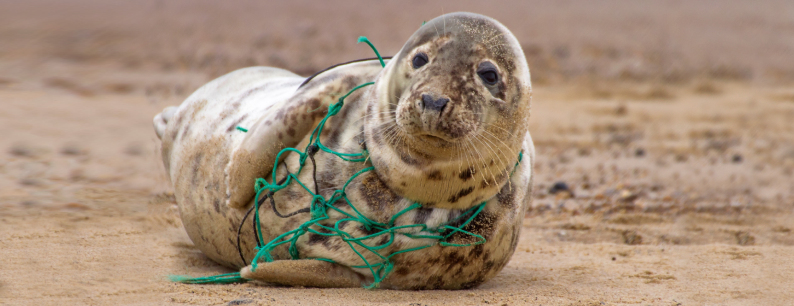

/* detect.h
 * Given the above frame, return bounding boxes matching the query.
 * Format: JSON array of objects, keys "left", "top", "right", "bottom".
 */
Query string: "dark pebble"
[
  {"left": 228, "top": 299, "right": 254, "bottom": 306},
  {"left": 60, "top": 143, "right": 87, "bottom": 156},
  {"left": 732, "top": 154, "right": 742, "bottom": 163},
  {"left": 124, "top": 143, "right": 144, "bottom": 156},
  {"left": 635, "top": 148, "right": 645, "bottom": 157},
  {"left": 548, "top": 181, "right": 571, "bottom": 194},
  {"left": 9, "top": 143, "right": 35, "bottom": 157}
]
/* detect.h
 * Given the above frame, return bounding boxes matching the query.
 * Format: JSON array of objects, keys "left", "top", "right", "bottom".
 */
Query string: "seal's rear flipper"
[
  {"left": 153, "top": 106, "right": 177, "bottom": 140},
  {"left": 240, "top": 260, "right": 364, "bottom": 288}
]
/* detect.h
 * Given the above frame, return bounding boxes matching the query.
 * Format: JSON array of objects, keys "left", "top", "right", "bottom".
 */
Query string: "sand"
[{"left": 1, "top": 1, "right": 793, "bottom": 305}]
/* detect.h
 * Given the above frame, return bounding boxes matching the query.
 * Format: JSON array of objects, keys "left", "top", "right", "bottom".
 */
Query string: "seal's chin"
[{"left": 414, "top": 132, "right": 460, "bottom": 145}]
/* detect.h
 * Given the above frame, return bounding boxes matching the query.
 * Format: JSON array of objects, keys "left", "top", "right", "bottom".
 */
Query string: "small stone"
[
  {"left": 549, "top": 181, "right": 574, "bottom": 199},
  {"left": 735, "top": 231, "right": 755, "bottom": 246},
  {"left": 19, "top": 178, "right": 45, "bottom": 187},
  {"left": 732, "top": 154, "right": 743, "bottom": 163},
  {"left": 124, "top": 143, "right": 145, "bottom": 156},
  {"left": 634, "top": 148, "right": 645, "bottom": 157},
  {"left": 548, "top": 181, "right": 571, "bottom": 194},
  {"left": 227, "top": 299, "right": 253, "bottom": 305},
  {"left": 9, "top": 143, "right": 36, "bottom": 157},
  {"left": 61, "top": 143, "right": 88, "bottom": 156},
  {"left": 622, "top": 230, "right": 643, "bottom": 245},
  {"left": 619, "top": 189, "right": 639, "bottom": 203}
]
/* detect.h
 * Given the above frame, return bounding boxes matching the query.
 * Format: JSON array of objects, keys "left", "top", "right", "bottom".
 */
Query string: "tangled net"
[{"left": 171, "top": 37, "right": 520, "bottom": 289}]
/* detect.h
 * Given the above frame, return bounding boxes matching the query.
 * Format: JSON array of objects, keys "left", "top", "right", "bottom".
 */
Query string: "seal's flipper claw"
[{"left": 240, "top": 260, "right": 363, "bottom": 288}]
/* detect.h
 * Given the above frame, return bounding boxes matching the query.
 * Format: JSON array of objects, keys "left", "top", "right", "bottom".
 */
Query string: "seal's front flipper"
[
  {"left": 224, "top": 60, "right": 385, "bottom": 209},
  {"left": 224, "top": 96, "right": 333, "bottom": 209},
  {"left": 240, "top": 260, "right": 364, "bottom": 288}
]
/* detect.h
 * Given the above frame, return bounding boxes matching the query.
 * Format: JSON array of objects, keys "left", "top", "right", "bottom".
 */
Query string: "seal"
[{"left": 154, "top": 12, "right": 534, "bottom": 289}]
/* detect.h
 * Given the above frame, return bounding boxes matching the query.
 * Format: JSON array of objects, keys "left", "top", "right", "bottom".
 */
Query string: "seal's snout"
[
  {"left": 415, "top": 92, "right": 458, "bottom": 139},
  {"left": 420, "top": 94, "right": 449, "bottom": 113}
]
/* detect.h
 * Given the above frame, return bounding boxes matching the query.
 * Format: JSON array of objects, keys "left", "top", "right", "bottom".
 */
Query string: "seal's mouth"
[
  {"left": 417, "top": 133, "right": 451, "bottom": 143},
  {"left": 411, "top": 130, "right": 469, "bottom": 147},
  {"left": 393, "top": 108, "right": 478, "bottom": 146}
]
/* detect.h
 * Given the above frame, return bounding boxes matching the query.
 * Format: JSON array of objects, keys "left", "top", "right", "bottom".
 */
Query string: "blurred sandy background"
[{"left": 1, "top": 1, "right": 793, "bottom": 305}]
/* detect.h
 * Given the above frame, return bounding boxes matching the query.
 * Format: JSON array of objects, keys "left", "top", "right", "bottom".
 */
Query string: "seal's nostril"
[
  {"left": 422, "top": 94, "right": 434, "bottom": 107},
  {"left": 421, "top": 94, "right": 449, "bottom": 112}
]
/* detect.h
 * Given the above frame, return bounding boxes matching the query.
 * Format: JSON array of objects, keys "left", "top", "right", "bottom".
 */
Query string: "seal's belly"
[{"left": 161, "top": 67, "right": 304, "bottom": 268}]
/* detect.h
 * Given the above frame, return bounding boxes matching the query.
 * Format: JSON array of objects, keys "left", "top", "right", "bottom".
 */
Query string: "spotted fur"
[{"left": 155, "top": 12, "right": 534, "bottom": 289}]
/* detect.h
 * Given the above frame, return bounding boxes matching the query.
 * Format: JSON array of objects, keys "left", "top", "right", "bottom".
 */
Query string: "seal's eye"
[
  {"left": 477, "top": 62, "right": 499, "bottom": 85},
  {"left": 412, "top": 53, "right": 429, "bottom": 69}
]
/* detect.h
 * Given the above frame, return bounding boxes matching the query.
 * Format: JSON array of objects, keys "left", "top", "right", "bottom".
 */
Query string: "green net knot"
[
  {"left": 327, "top": 101, "right": 344, "bottom": 116},
  {"left": 310, "top": 195, "right": 328, "bottom": 219}
]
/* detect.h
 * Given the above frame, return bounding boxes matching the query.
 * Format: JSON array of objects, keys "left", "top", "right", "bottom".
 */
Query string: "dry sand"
[{"left": 1, "top": 1, "right": 793, "bottom": 305}]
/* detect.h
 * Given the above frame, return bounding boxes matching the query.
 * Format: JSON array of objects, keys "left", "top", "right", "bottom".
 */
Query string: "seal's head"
[{"left": 365, "top": 12, "right": 531, "bottom": 209}]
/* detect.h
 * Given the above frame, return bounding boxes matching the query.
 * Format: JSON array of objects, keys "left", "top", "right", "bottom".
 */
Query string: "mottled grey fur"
[{"left": 154, "top": 12, "right": 534, "bottom": 289}]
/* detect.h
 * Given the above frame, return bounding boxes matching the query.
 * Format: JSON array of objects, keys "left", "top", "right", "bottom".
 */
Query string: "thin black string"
[
  {"left": 307, "top": 144, "right": 320, "bottom": 195},
  {"left": 234, "top": 142, "right": 328, "bottom": 265},
  {"left": 235, "top": 143, "right": 322, "bottom": 266},
  {"left": 298, "top": 56, "right": 392, "bottom": 88},
  {"left": 265, "top": 145, "right": 321, "bottom": 218},
  {"left": 268, "top": 192, "right": 310, "bottom": 218},
  {"left": 236, "top": 204, "right": 256, "bottom": 266},
  {"left": 236, "top": 165, "right": 292, "bottom": 266}
]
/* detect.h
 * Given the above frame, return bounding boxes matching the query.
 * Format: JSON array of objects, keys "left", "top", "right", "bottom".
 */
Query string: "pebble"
[
  {"left": 548, "top": 181, "right": 571, "bottom": 194},
  {"left": 60, "top": 143, "right": 88, "bottom": 156},
  {"left": 19, "top": 178, "right": 45, "bottom": 187},
  {"left": 735, "top": 231, "right": 755, "bottom": 246},
  {"left": 622, "top": 230, "right": 643, "bottom": 245},
  {"left": 124, "top": 143, "right": 145, "bottom": 156},
  {"left": 619, "top": 189, "right": 639, "bottom": 202},
  {"left": 9, "top": 143, "right": 37, "bottom": 157}
]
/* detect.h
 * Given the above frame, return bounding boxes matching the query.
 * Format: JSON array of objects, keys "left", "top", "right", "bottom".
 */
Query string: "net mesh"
[{"left": 170, "top": 37, "right": 520, "bottom": 289}]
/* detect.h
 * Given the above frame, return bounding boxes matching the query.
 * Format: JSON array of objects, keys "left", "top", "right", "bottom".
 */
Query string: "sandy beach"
[{"left": 1, "top": 1, "right": 793, "bottom": 305}]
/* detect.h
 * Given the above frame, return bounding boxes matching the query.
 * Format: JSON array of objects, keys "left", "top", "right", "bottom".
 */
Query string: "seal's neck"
[{"left": 365, "top": 131, "right": 520, "bottom": 210}]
